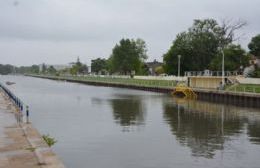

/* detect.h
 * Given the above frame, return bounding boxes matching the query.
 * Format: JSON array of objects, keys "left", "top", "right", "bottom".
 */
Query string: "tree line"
[
  {"left": 0, "top": 58, "right": 88, "bottom": 76},
  {"left": 1, "top": 18, "right": 260, "bottom": 77},
  {"left": 0, "top": 64, "right": 40, "bottom": 75},
  {"left": 0, "top": 64, "right": 59, "bottom": 75},
  {"left": 91, "top": 19, "right": 260, "bottom": 77}
]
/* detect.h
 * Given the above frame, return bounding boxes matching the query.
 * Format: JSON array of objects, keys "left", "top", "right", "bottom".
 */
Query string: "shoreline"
[{"left": 28, "top": 74, "right": 260, "bottom": 108}]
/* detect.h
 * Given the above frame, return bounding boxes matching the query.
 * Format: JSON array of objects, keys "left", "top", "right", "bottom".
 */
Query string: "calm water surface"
[{"left": 1, "top": 75, "right": 260, "bottom": 168}]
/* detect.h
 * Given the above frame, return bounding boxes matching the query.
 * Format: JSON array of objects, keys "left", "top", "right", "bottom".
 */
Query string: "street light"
[
  {"left": 221, "top": 48, "right": 225, "bottom": 87},
  {"left": 178, "top": 55, "right": 181, "bottom": 77}
]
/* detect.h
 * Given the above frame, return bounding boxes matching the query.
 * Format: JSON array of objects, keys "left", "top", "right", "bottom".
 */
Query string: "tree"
[
  {"left": 248, "top": 34, "right": 260, "bottom": 57},
  {"left": 30, "top": 65, "right": 39, "bottom": 74},
  {"left": 79, "top": 64, "right": 88, "bottom": 74},
  {"left": 219, "top": 19, "right": 247, "bottom": 48},
  {"left": 109, "top": 38, "right": 148, "bottom": 75},
  {"left": 209, "top": 44, "right": 249, "bottom": 71},
  {"left": 0, "top": 64, "right": 14, "bottom": 75},
  {"left": 41, "top": 63, "right": 47, "bottom": 73},
  {"left": 139, "top": 63, "right": 149, "bottom": 75},
  {"left": 155, "top": 66, "right": 164, "bottom": 75},
  {"left": 47, "top": 66, "right": 56, "bottom": 74},
  {"left": 135, "top": 38, "right": 148, "bottom": 60},
  {"left": 251, "top": 66, "right": 260, "bottom": 78},
  {"left": 70, "top": 57, "right": 88, "bottom": 75},
  {"left": 163, "top": 19, "right": 246, "bottom": 75},
  {"left": 15, "top": 65, "right": 40, "bottom": 74},
  {"left": 91, "top": 58, "right": 107, "bottom": 74},
  {"left": 0, "top": 64, "right": 41, "bottom": 74}
]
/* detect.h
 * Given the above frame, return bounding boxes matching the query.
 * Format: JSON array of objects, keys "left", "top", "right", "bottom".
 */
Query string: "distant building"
[
  {"left": 145, "top": 59, "right": 163, "bottom": 75},
  {"left": 52, "top": 64, "right": 73, "bottom": 71},
  {"left": 243, "top": 55, "right": 260, "bottom": 77},
  {"left": 249, "top": 55, "right": 260, "bottom": 68},
  {"left": 39, "top": 64, "right": 72, "bottom": 72}
]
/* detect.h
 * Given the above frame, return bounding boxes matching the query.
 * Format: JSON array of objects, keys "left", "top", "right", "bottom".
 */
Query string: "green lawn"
[
  {"left": 43, "top": 75, "right": 177, "bottom": 88},
  {"left": 227, "top": 84, "right": 260, "bottom": 93},
  {"left": 31, "top": 74, "right": 260, "bottom": 94}
]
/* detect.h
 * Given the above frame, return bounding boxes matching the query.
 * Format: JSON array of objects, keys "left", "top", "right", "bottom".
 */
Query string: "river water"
[{"left": 1, "top": 75, "right": 260, "bottom": 168}]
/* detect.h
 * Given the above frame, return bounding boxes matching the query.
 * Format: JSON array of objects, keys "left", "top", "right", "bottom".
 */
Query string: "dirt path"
[{"left": 0, "top": 91, "right": 65, "bottom": 168}]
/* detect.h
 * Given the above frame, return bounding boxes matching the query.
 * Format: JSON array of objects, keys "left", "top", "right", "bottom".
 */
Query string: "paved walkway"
[{"left": 0, "top": 91, "right": 65, "bottom": 168}]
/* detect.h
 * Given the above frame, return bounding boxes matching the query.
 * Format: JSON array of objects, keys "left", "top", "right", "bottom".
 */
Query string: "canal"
[{"left": 1, "top": 75, "right": 260, "bottom": 168}]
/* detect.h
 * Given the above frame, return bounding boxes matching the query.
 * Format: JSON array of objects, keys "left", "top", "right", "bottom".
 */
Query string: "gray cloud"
[{"left": 0, "top": 0, "right": 259, "bottom": 66}]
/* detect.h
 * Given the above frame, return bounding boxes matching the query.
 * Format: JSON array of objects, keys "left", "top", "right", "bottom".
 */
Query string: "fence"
[
  {"left": 227, "top": 85, "right": 260, "bottom": 94},
  {"left": 134, "top": 75, "right": 187, "bottom": 81},
  {"left": 51, "top": 75, "right": 178, "bottom": 88},
  {"left": 0, "top": 82, "right": 29, "bottom": 123},
  {"left": 185, "top": 71, "right": 239, "bottom": 77}
]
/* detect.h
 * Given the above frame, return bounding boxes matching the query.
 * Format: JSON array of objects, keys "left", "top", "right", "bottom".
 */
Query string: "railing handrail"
[
  {"left": 185, "top": 70, "right": 239, "bottom": 77},
  {"left": 0, "top": 82, "right": 29, "bottom": 123}
]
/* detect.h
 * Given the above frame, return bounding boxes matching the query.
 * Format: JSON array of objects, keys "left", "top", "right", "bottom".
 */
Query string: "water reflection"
[
  {"left": 109, "top": 95, "right": 146, "bottom": 127},
  {"left": 163, "top": 98, "right": 260, "bottom": 158},
  {"left": 92, "top": 94, "right": 146, "bottom": 130},
  {"left": 247, "top": 121, "right": 260, "bottom": 144}
]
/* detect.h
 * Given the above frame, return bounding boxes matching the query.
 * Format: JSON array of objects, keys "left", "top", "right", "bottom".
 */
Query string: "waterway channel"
[{"left": 1, "top": 75, "right": 260, "bottom": 168}]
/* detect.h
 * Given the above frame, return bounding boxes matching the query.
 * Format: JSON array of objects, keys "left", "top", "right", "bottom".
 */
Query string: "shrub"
[{"left": 42, "top": 134, "right": 57, "bottom": 147}]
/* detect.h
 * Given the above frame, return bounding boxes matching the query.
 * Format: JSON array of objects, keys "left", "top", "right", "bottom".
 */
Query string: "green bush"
[{"left": 42, "top": 134, "right": 57, "bottom": 147}]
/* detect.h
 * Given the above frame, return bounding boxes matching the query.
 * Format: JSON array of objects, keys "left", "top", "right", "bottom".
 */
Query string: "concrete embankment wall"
[
  {"left": 29, "top": 75, "right": 260, "bottom": 108},
  {"left": 0, "top": 88, "right": 65, "bottom": 168},
  {"left": 33, "top": 75, "right": 172, "bottom": 93},
  {"left": 194, "top": 89, "right": 260, "bottom": 108}
]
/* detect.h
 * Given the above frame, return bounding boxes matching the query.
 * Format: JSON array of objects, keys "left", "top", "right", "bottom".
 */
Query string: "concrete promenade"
[{"left": 0, "top": 91, "right": 65, "bottom": 168}]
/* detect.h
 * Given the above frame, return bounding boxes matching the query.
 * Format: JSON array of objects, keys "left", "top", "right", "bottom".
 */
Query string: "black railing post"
[
  {"left": 0, "top": 82, "right": 28, "bottom": 123},
  {"left": 26, "top": 105, "right": 29, "bottom": 123}
]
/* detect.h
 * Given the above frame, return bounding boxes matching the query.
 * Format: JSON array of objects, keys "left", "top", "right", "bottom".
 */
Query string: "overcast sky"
[{"left": 0, "top": 0, "right": 259, "bottom": 66}]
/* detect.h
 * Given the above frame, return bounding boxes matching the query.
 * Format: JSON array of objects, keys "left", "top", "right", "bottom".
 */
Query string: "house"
[
  {"left": 145, "top": 59, "right": 163, "bottom": 75},
  {"left": 249, "top": 55, "right": 260, "bottom": 68}
]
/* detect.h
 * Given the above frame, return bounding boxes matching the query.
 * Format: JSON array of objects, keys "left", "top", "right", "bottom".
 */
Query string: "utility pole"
[
  {"left": 178, "top": 55, "right": 181, "bottom": 77},
  {"left": 221, "top": 48, "right": 225, "bottom": 87}
]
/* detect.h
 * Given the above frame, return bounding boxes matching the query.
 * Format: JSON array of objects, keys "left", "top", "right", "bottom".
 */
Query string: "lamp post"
[
  {"left": 178, "top": 55, "right": 181, "bottom": 77},
  {"left": 221, "top": 48, "right": 225, "bottom": 87}
]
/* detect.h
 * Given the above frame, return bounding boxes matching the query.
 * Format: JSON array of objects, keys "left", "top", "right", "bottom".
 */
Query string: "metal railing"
[
  {"left": 0, "top": 82, "right": 29, "bottom": 123},
  {"left": 185, "top": 71, "right": 239, "bottom": 77}
]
